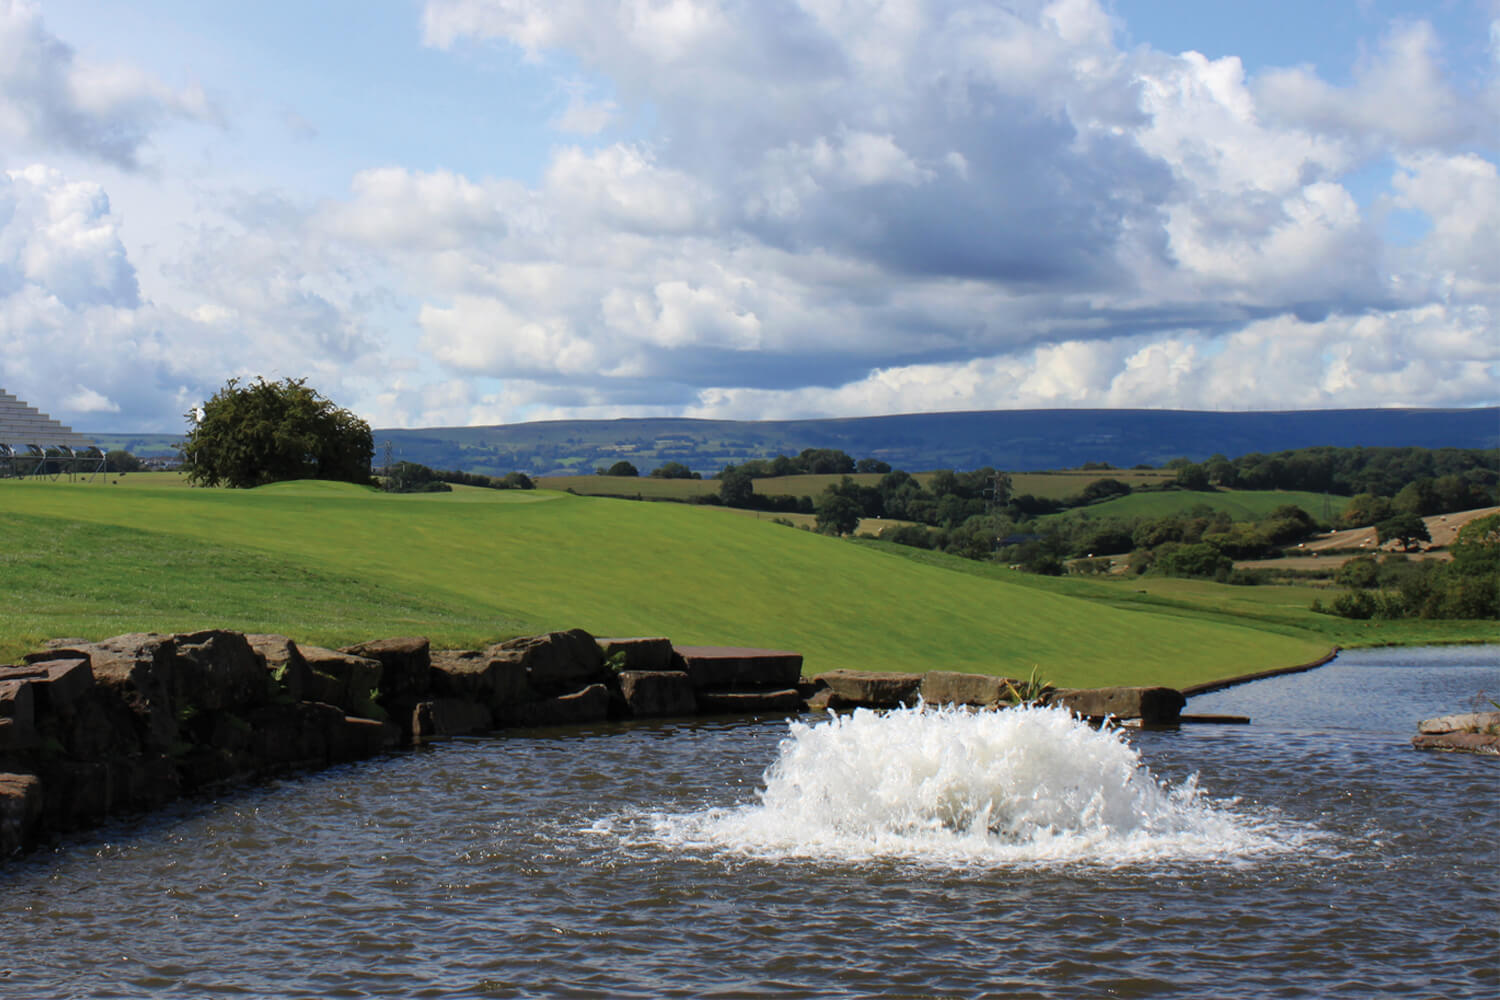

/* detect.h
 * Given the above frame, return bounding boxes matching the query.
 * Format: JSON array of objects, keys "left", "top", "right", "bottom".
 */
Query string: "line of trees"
[{"left": 383, "top": 460, "right": 534, "bottom": 493}]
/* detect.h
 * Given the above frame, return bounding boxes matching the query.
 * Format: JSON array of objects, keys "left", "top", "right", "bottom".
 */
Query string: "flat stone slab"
[
  {"left": 920, "top": 671, "right": 1015, "bottom": 707},
  {"left": 598, "top": 637, "right": 675, "bottom": 671},
  {"left": 618, "top": 670, "right": 697, "bottom": 718},
  {"left": 1412, "top": 732, "right": 1500, "bottom": 754},
  {"left": 673, "top": 647, "right": 803, "bottom": 690},
  {"left": 1049, "top": 687, "right": 1186, "bottom": 725},
  {"left": 814, "top": 669, "right": 923, "bottom": 708},
  {"left": 1417, "top": 711, "right": 1500, "bottom": 735}
]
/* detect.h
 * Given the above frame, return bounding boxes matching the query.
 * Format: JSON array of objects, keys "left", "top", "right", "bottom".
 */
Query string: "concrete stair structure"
[{"left": 0, "top": 389, "right": 95, "bottom": 449}]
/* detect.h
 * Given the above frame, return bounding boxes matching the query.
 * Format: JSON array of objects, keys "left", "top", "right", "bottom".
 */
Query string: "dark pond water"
[{"left": 3, "top": 646, "right": 1497, "bottom": 998}]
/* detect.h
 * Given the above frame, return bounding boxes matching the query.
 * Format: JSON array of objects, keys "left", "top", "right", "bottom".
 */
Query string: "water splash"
[{"left": 647, "top": 704, "right": 1313, "bottom": 867}]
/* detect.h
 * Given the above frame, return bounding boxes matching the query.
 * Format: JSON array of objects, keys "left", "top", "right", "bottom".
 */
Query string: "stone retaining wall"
[{"left": 0, "top": 628, "right": 1189, "bottom": 860}]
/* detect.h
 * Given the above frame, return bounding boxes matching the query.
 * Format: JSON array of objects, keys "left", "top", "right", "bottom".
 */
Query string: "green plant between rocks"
[{"left": 1002, "top": 665, "right": 1057, "bottom": 706}]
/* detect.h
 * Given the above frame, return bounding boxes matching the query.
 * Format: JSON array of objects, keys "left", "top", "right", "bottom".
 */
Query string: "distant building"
[{"left": 0, "top": 388, "right": 102, "bottom": 477}]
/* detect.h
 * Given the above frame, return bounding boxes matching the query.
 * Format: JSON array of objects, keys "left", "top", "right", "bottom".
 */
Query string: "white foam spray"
[{"left": 645, "top": 704, "right": 1314, "bottom": 867}]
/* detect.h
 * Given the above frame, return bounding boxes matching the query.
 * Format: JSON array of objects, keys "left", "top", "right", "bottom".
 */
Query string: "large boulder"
[
  {"left": 245, "top": 634, "right": 313, "bottom": 702},
  {"left": 673, "top": 647, "right": 804, "bottom": 690},
  {"left": 0, "top": 659, "right": 95, "bottom": 719},
  {"left": 430, "top": 649, "right": 532, "bottom": 711},
  {"left": 1412, "top": 711, "right": 1500, "bottom": 754},
  {"left": 340, "top": 637, "right": 431, "bottom": 704},
  {"left": 813, "top": 669, "right": 923, "bottom": 708},
  {"left": 75, "top": 634, "right": 181, "bottom": 753},
  {"left": 172, "top": 630, "right": 269, "bottom": 712},
  {"left": 410, "top": 699, "right": 494, "bottom": 743},
  {"left": 1048, "top": 687, "right": 1186, "bottom": 724},
  {"left": 299, "top": 646, "right": 383, "bottom": 718},
  {"left": 486, "top": 630, "right": 605, "bottom": 698},
  {"left": 618, "top": 671, "right": 697, "bottom": 718},
  {"left": 49, "top": 693, "right": 140, "bottom": 760},
  {"left": 0, "top": 680, "right": 37, "bottom": 752},
  {"left": 598, "top": 637, "right": 676, "bottom": 671},
  {"left": 246, "top": 701, "right": 340, "bottom": 770},
  {"left": 1417, "top": 711, "right": 1500, "bottom": 735},
  {"left": 510, "top": 683, "right": 611, "bottom": 727},
  {"left": 921, "top": 672, "right": 1015, "bottom": 708}
]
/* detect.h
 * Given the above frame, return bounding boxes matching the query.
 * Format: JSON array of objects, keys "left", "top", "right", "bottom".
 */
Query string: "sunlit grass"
[{"left": 0, "top": 477, "right": 1337, "bottom": 686}]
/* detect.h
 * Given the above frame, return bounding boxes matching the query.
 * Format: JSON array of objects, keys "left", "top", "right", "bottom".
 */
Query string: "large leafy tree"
[
  {"left": 181, "top": 377, "right": 374, "bottom": 488},
  {"left": 1375, "top": 512, "right": 1431, "bottom": 552}
]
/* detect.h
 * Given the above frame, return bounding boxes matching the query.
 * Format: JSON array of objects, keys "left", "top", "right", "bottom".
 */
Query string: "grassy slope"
[
  {"left": 1048, "top": 489, "right": 1350, "bottom": 522},
  {"left": 853, "top": 540, "right": 1499, "bottom": 650},
  {"left": 0, "top": 476, "right": 1331, "bottom": 688}
]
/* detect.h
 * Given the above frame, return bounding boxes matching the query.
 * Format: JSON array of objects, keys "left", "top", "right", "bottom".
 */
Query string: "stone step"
[{"left": 672, "top": 646, "right": 804, "bottom": 690}]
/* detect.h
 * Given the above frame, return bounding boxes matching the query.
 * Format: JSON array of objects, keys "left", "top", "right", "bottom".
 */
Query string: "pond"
[{"left": 3, "top": 646, "right": 1497, "bottom": 998}]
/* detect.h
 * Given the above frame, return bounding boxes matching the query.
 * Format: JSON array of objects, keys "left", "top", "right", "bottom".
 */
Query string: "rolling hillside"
[{"left": 0, "top": 475, "right": 1331, "bottom": 689}]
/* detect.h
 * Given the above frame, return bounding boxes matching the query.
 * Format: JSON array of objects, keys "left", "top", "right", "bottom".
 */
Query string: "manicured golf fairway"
[{"left": 0, "top": 476, "right": 1330, "bottom": 687}]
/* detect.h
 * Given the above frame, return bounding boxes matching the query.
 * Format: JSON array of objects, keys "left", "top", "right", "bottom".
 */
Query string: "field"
[
  {"left": 0, "top": 474, "right": 1340, "bottom": 690},
  {"left": 1046, "top": 488, "right": 1351, "bottom": 523}
]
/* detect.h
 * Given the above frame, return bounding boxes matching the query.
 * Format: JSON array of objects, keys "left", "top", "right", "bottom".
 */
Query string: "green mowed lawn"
[{"left": 0, "top": 477, "right": 1332, "bottom": 687}]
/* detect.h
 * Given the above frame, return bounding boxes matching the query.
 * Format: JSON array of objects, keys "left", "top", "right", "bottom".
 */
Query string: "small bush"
[{"left": 1330, "top": 590, "right": 1376, "bottom": 619}]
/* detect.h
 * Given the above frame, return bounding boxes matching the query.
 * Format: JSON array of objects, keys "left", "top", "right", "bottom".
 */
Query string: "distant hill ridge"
[
  {"left": 93, "top": 407, "right": 1500, "bottom": 476},
  {"left": 370, "top": 407, "right": 1499, "bottom": 477}
]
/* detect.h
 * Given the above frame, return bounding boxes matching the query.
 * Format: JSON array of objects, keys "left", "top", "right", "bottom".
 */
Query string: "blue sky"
[{"left": 1, "top": 0, "right": 1496, "bottom": 433}]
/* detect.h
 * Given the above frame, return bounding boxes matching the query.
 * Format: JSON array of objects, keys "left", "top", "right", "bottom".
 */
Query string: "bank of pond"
[{"left": 0, "top": 627, "right": 1479, "bottom": 861}]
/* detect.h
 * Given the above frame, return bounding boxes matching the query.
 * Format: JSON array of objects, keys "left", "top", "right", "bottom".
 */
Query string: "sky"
[{"left": 0, "top": 0, "right": 1496, "bottom": 434}]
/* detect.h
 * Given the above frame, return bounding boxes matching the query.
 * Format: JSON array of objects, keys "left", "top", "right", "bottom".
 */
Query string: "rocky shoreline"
[{"left": 1, "top": 628, "right": 1190, "bottom": 861}]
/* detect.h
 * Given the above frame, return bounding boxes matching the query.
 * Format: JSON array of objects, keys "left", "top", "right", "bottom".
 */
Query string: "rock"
[
  {"left": 673, "top": 647, "right": 804, "bottom": 690},
  {"left": 618, "top": 670, "right": 697, "bottom": 718},
  {"left": 813, "top": 669, "right": 923, "bottom": 708},
  {"left": 411, "top": 699, "right": 493, "bottom": 743},
  {"left": 1412, "top": 732, "right": 1500, "bottom": 754},
  {"left": 0, "top": 680, "right": 37, "bottom": 751},
  {"left": 245, "top": 634, "right": 312, "bottom": 702},
  {"left": 79, "top": 633, "right": 181, "bottom": 753},
  {"left": 920, "top": 671, "right": 1015, "bottom": 708},
  {"left": 340, "top": 637, "right": 431, "bottom": 704},
  {"left": 430, "top": 649, "right": 532, "bottom": 710},
  {"left": 1048, "top": 686, "right": 1186, "bottom": 724},
  {"left": 328, "top": 716, "right": 396, "bottom": 762},
  {"left": 510, "top": 683, "right": 611, "bottom": 727},
  {"left": 299, "top": 646, "right": 383, "bottom": 717},
  {"left": 1417, "top": 711, "right": 1500, "bottom": 735},
  {"left": 173, "top": 630, "right": 269, "bottom": 712},
  {"left": 38, "top": 760, "right": 112, "bottom": 828},
  {"left": 598, "top": 637, "right": 676, "bottom": 671},
  {"left": 247, "top": 701, "right": 339, "bottom": 770},
  {"left": 487, "top": 630, "right": 605, "bottom": 697},
  {"left": 0, "top": 659, "right": 95, "bottom": 718},
  {"left": 695, "top": 688, "right": 805, "bottom": 714},
  {"left": 804, "top": 688, "right": 846, "bottom": 712},
  {"left": 0, "top": 773, "right": 42, "bottom": 857},
  {"left": 52, "top": 694, "right": 140, "bottom": 760}
]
